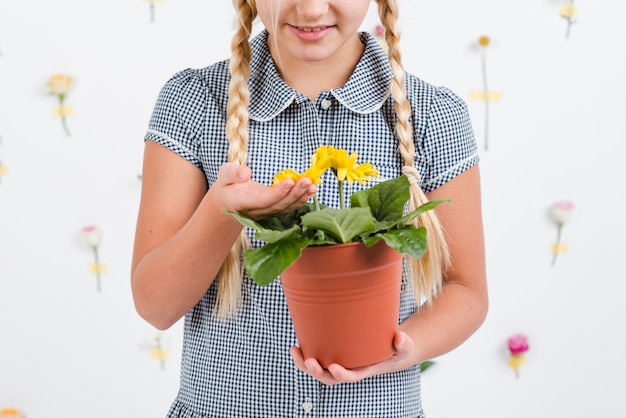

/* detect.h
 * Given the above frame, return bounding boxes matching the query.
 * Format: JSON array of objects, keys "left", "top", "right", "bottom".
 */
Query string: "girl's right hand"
[{"left": 212, "top": 162, "right": 318, "bottom": 220}]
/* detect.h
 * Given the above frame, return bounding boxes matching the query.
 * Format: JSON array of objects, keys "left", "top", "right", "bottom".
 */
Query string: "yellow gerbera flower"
[
  {"left": 326, "top": 147, "right": 358, "bottom": 183},
  {"left": 347, "top": 162, "right": 380, "bottom": 185},
  {"left": 311, "top": 145, "right": 332, "bottom": 170},
  {"left": 271, "top": 169, "right": 301, "bottom": 186},
  {"left": 325, "top": 146, "right": 379, "bottom": 185}
]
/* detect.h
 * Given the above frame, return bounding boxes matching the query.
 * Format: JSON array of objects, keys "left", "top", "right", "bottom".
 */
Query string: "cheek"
[{"left": 255, "top": 0, "right": 281, "bottom": 31}]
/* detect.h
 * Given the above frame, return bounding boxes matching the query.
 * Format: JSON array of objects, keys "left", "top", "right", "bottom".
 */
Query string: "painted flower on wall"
[
  {"left": 507, "top": 333, "right": 529, "bottom": 378},
  {"left": 0, "top": 135, "right": 6, "bottom": 184},
  {"left": 47, "top": 74, "right": 74, "bottom": 136},
  {"left": 0, "top": 408, "right": 25, "bottom": 418},
  {"left": 150, "top": 333, "right": 170, "bottom": 370},
  {"left": 82, "top": 225, "right": 106, "bottom": 291},
  {"left": 560, "top": 0, "right": 578, "bottom": 38},
  {"left": 372, "top": 23, "right": 388, "bottom": 51},
  {"left": 549, "top": 200, "right": 574, "bottom": 266},
  {"left": 147, "top": 0, "right": 163, "bottom": 23},
  {"left": 470, "top": 35, "right": 502, "bottom": 151}
]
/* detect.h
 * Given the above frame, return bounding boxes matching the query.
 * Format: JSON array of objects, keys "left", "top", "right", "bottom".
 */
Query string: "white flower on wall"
[
  {"left": 82, "top": 225, "right": 107, "bottom": 291},
  {"left": 548, "top": 201, "right": 574, "bottom": 266}
]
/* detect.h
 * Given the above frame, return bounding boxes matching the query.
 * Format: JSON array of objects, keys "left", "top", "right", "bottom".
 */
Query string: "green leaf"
[
  {"left": 225, "top": 210, "right": 268, "bottom": 232},
  {"left": 301, "top": 207, "right": 376, "bottom": 243},
  {"left": 225, "top": 211, "right": 303, "bottom": 244},
  {"left": 420, "top": 360, "right": 436, "bottom": 372},
  {"left": 255, "top": 225, "right": 302, "bottom": 244},
  {"left": 352, "top": 176, "right": 411, "bottom": 222},
  {"left": 378, "top": 226, "right": 428, "bottom": 259},
  {"left": 401, "top": 199, "right": 451, "bottom": 225},
  {"left": 243, "top": 237, "right": 312, "bottom": 286}
]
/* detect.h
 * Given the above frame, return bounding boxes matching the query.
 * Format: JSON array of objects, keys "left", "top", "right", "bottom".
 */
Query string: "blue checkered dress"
[{"left": 146, "top": 30, "right": 478, "bottom": 418}]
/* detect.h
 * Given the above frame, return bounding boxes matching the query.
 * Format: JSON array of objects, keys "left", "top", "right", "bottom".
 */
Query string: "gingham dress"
[{"left": 146, "top": 30, "right": 478, "bottom": 418}]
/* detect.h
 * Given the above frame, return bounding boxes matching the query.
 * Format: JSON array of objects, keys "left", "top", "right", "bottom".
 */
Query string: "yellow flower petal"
[
  {"left": 271, "top": 169, "right": 301, "bottom": 186},
  {"left": 48, "top": 74, "right": 73, "bottom": 95}
]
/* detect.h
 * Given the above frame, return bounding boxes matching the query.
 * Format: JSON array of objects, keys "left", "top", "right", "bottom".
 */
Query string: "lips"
[
  {"left": 297, "top": 26, "right": 328, "bottom": 32},
  {"left": 289, "top": 24, "right": 332, "bottom": 41}
]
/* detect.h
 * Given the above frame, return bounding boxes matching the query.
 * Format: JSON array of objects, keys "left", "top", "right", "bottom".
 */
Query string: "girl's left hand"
[{"left": 289, "top": 331, "right": 414, "bottom": 385}]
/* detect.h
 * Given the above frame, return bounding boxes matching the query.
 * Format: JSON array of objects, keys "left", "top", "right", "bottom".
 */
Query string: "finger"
[
  {"left": 289, "top": 346, "right": 305, "bottom": 370},
  {"left": 393, "top": 331, "right": 414, "bottom": 358},
  {"left": 218, "top": 162, "right": 252, "bottom": 185},
  {"left": 289, "top": 348, "right": 341, "bottom": 386},
  {"left": 327, "top": 363, "right": 373, "bottom": 384},
  {"left": 303, "top": 358, "right": 340, "bottom": 386}
]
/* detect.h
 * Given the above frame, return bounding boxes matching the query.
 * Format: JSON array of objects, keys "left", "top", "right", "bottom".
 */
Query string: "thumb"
[{"left": 219, "top": 162, "right": 252, "bottom": 184}]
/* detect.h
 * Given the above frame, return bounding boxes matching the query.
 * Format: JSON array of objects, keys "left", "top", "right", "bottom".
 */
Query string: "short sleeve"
[
  {"left": 419, "top": 87, "right": 479, "bottom": 193},
  {"left": 145, "top": 69, "right": 206, "bottom": 168}
]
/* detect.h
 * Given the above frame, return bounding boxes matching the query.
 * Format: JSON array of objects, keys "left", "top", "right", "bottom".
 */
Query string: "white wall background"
[{"left": 1, "top": 1, "right": 625, "bottom": 417}]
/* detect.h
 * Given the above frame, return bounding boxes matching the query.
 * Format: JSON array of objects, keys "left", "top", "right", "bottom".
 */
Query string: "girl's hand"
[
  {"left": 289, "top": 331, "right": 414, "bottom": 385},
  {"left": 213, "top": 162, "right": 317, "bottom": 220}
]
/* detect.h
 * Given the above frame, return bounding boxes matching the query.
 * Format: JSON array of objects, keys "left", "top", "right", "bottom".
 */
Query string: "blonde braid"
[
  {"left": 215, "top": 0, "right": 257, "bottom": 318},
  {"left": 376, "top": 0, "right": 450, "bottom": 303}
]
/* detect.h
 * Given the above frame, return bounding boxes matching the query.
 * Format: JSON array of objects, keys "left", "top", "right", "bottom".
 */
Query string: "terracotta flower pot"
[{"left": 280, "top": 240, "right": 404, "bottom": 369}]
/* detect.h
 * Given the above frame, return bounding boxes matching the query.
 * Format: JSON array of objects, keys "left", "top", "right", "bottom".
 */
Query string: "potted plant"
[{"left": 226, "top": 145, "right": 447, "bottom": 368}]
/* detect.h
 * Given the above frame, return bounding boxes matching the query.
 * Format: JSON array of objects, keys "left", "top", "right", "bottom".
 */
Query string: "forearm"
[
  {"left": 399, "top": 279, "right": 488, "bottom": 366},
  {"left": 131, "top": 191, "right": 243, "bottom": 330}
]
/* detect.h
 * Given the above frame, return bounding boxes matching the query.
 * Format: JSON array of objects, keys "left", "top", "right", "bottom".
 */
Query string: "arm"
[
  {"left": 131, "top": 141, "right": 317, "bottom": 330},
  {"left": 399, "top": 164, "right": 488, "bottom": 362},
  {"left": 291, "top": 164, "right": 488, "bottom": 383}
]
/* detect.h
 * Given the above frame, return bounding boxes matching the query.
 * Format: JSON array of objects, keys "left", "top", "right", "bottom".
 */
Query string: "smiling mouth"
[{"left": 297, "top": 26, "right": 329, "bottom": 32}]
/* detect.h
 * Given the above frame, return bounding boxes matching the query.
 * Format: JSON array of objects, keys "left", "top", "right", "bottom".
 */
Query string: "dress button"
[
  {"left": 320, "top": 99, "right": 332, "bottom": 110},
  {"left": 302, "top": 400, "right": 313, "bottom": 413}
]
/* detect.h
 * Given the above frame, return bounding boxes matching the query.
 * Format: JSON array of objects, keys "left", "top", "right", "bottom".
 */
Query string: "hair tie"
[{"left": 402, "top": 165, "right": 421, "bottom": 186}]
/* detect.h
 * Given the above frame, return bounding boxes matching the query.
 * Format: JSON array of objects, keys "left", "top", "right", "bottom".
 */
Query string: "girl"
[{"left": 131, "top": 0, "right": 488, "bottom": 416}]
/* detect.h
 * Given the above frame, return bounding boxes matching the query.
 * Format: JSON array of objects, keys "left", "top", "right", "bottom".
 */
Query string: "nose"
[{"left": 295, "top": 0, "right": 329, "bottom": 20}]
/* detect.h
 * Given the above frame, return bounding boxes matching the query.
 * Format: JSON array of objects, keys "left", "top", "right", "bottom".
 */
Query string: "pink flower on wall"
[
  {"left": 549, "top": 200, "right": 574, "bottom": 266},
  {"left": 47, "top": 74, "right": 74, "bottom": 136},
  {"left": 82, "top": 225, "right": 106, "bottom": 291},
  {"left": 507, "top": 334, "right": 529, "bottom": 378},
  {"left": 372, "top": 24, "right": 388, "bottom": 51}
]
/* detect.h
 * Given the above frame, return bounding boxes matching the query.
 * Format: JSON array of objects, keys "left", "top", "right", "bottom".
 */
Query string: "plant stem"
[
  {"left": 338, "top": 180, "right": 345, "bottom": 209},
  {"left": 551, "top": 223, "right": 563, "bottom": 266},
  {"left": 481, "top": 49, "right": 490, "bottom": 151},
  {"left": 93, "top": 246, "right": 101, "bottom": 291},
  {"left": 59, "top": 95, "right": 71, "bottom": 136},
  {"left": 565, "top": 0, "right": 575, "bottom": 39},
  {"left": 155, "top": 335, "right": 166, "bottom": 370},
  {"left": 312, "top": 195, "right": 325, "bottom": 241}
]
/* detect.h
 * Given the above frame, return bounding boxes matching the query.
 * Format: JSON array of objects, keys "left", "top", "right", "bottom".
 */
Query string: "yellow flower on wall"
[
  {"left": 0, "top": 408, "right": 25, "bottom": 418},
  {"left": 47, "top": 74, "right": 74, "bottom": 136},
  {"left": 150, "top": 334, "right": 170, "bottom": 370},
  {"left": 470, "top": 35, "right": 502, "bottom": 151},
  {"left": 560, "top": 0, "right": 578, "bottom": 38}
]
